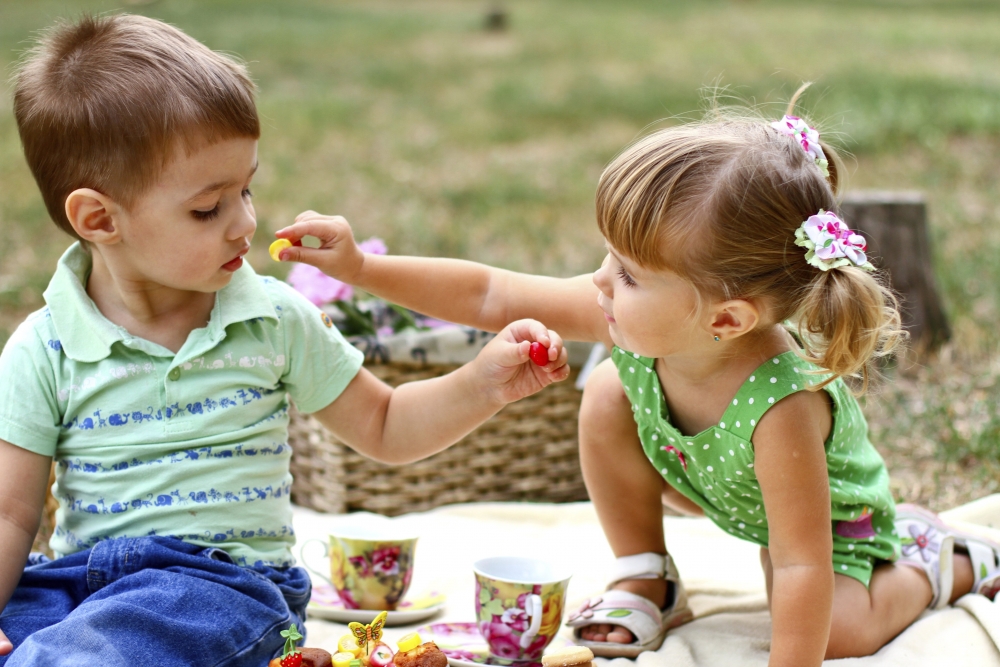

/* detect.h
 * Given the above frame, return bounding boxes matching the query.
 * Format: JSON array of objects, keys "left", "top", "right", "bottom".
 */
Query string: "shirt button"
[{"left": 167, "top": 368, "right": 181, "bottom": 381}]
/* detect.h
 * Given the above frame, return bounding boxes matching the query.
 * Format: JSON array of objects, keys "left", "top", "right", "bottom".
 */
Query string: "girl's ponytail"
[{"left": 795, "top": 266, "right": 906, "bottom": 393}]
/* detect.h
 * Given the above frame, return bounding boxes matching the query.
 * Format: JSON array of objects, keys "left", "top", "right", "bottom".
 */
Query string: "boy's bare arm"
[
  {"left": 310, "top": 319, "right": 570, "bottom": 464},
  {"left": 275, "top": 212, "right": 612, "bottom": 345},
  {"left": 0, "top": 439, "right": 51, "bottom": 654}
]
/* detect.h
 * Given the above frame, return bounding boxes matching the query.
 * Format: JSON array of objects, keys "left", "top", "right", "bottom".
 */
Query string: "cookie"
[{"left": 541, "top": 646, "right": 595, "bottom": 667}]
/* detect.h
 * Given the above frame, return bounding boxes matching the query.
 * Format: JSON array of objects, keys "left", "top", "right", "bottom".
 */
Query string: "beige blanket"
[{"left": 293, "top": 496, "right": 1000, "bottom": 666}]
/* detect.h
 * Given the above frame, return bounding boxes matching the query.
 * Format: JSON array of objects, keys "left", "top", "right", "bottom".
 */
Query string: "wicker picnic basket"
[{"left": 288, "top": 363, "right": 589, "bottom": 516}]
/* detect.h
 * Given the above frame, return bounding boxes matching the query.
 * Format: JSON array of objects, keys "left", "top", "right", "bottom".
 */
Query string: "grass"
[{"left": 2, "top": 0, "right": 1000, "bottom": 504}]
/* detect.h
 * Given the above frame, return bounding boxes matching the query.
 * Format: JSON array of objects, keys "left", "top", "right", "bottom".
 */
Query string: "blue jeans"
[{"left": 0, "top": 536, "right": 310, "bottom": 666}]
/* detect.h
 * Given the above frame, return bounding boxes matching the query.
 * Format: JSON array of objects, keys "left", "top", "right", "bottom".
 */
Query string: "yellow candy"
[
  {"left": 333, "top": 652, "right": 356, "bottom": 667},
  {"left": 397, "top": 632, "right": 422, "bottom": 653},
  {"left": 338, "top": 634, "right": 362, "bottom": 657},
  {"left": 269, "top": 238, "right": 292, "bottom": 261}
]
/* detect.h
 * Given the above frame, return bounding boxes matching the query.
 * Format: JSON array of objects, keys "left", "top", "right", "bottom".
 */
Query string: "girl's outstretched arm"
[
  {"left": 753, "top": 390, "right": 835, "bottom": 667},
  {"left": 309, "top": 319, "right": 570, "bottom": 464},
  {"left": 274, "top": 212, "right": 612, "bottom": 346}
]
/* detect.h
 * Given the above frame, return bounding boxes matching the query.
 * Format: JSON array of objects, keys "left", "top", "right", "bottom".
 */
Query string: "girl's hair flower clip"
[
  {"left": 794, "top": 210, "right": 874, "bottom": 272},
  {"left": 771, "top": 115, "right": 830, "bottom": 178}
]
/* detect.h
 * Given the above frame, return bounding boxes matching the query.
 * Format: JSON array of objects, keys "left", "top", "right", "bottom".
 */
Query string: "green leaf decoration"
[
  {"left": 607, "top": 610, "right": 632, "bottom": 618},
  {"left": 479, "top": 588, "right": 492, "bottom": 604},
  {"left": 982, "top": 562, "right": 989, "bottom": 580},
  {"left": 484, "top": 599, "right": 506, "bottom": 616}
]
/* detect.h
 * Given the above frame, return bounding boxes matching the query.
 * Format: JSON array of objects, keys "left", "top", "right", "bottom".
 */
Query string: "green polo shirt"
[{"left": 0, "top": 243, "right": 363, "bottom": 567}]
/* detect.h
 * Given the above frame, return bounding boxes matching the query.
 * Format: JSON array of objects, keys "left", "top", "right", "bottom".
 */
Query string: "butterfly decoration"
[{"left": 348, "top": 610, "right": 388, "bottom": 658}]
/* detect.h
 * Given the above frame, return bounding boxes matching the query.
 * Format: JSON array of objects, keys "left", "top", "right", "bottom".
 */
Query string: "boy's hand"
[
  {"left": 274, "top": 211, "right": 364, "bottom": 283},
  {"left": 472, "top": 319, "right": 571, "bottom": 406}
]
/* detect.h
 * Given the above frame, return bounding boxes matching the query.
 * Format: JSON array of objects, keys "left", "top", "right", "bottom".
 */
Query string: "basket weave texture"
[{"left": 289, "top": 363, "right": 589, "bottom": 516}]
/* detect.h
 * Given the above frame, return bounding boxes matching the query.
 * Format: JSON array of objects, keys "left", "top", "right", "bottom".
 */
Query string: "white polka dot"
[
  {"left": 661, "top": 468, "right": 668, "bottom": 474},
  {"left": 646, "top": 367, "right": 652, "bottom": 373},
  {"left": 719, "top": 456, "right": 725, "bottom": 462},
  {"left": 747, "top": 463, "right": 753, "bottom": 468},
  {"left": 652, "top": 434, "right": 659, "bottom": 440},
  {"left": 770, "top": 377, "right": 777, "bottom": 384},
  {"left": 749, "top": 375, "right": 755, "bottom": 382},
  {"left": 848, "top": 544, "right": 855, "bottom": 550},
  {"left": 720, "top": 422, "right": 726, "bottom": 428},
  {"left": 729, "top": 450, "right": 735, "bottom": 456},
  {"left": 793, "top": 367, "right": 800, "bottom": 373},
  {"left": 768, "top": 397, "right": 774, "bottom": 404},
  {"left": 738, "top": 523, "right": 745, "bottom": 529},
  {"left": 634, "top": 353, "right": 640, "bottom": 358},
  {"left": 869, "top": 536, "right": 875, "bottom": 541},
  {"left": 706, "top": 485, "right": 713, "bottom": 490},
  {"left": 733, "top": 399, "right": 738, "bottom": 406},
  {"left": 773, "top": 358, "right": 780, "bottom": 364},
  {"left": 645, "top": 408, "right": 651, "bottom": 414},
  {"left": 792, "top": 384, "right": 797, "bottom": 390},
  {"left": 735, "top": 421, "right": 741, "bottom": 428},
  {"left": 703, "top": 444, "right": 710, "bottom": 450},
  {"left": 748, "top": 398, "right": 754, "bottom": 404},
  {"left": 632, "top": 404, "right": 637, "bottom": 411},
  {"left": 707, "top": 466, "right": 714, "bottom": 472},
  {"left": 677, "top": 477, "right": 682, "bottom": 483},
  {"left": 750, "top": 419, "right": 756, "bottom": 426},
  {"left": 841, "top": 565, "right": 848, "bottom": 571},
  {"left": 638, "top": 387, "right": 643, "bottom": 393},
  {"left": 629, "top": 367, "right": 635, "bottom": 373},
  {"left": 752, "top": 533, "right": 758, "bottom": 538},
  {"left": 715, "top": 432, "right": 721, "bottom": 439},
  {"left": 740, "top": 443, "right": 746, "bottom": 449},
  {"left": 736, "top": 471, "right": 743, "bottom": 475},
  {"left": 668, "top": 437, "right": 674, "bottom": 442},
  {"left": 653, "top": 386, "right": 658, "bottom": 393}
]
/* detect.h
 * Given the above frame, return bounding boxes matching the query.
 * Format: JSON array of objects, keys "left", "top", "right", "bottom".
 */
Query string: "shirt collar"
[{"left": 44, "top": 243, "right": 278, "bottom": 363}]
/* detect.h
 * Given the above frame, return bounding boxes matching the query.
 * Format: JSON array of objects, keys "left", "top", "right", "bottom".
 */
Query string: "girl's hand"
[
  {"left": 273, "top": 211, "right": 365, "bottom": 284},
  {"left": 472, "top": 319, "right": 571, "bottom": 405}
]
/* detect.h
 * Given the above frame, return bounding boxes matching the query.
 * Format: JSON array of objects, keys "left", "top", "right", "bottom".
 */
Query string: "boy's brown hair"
[{"left": 13, "top": 14, "right": 260, "bottom": 239}]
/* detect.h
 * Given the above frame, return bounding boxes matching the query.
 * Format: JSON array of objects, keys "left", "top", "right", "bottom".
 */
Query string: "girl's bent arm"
[
  {"left": 753, "top": 390, "right": 835, "bottom": 667},
  {"left": 0, "top": 439, "right": 51, "bottom": 655}
]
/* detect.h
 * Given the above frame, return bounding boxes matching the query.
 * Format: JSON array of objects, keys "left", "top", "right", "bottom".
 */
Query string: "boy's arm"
[
  {"left": 0, "top": 438, "right": 52, "bottom": 655},
  {"left": 275, "top": 212, "right": 612, "bottom": 345},
  {"left": 310, "top": 319, "right": 570, "bottom": 464}
]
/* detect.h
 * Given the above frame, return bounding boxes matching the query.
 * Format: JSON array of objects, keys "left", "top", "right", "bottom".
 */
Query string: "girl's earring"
[{"left": 713, "top": 335, "right": 721, "bottom": 342}]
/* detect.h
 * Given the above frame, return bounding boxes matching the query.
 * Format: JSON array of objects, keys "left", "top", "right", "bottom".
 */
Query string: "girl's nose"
[
  {"left": 230, "top": 202, "right": 257, "bottom": 241},
  {"left": 593, "top": 254, "right": 613, "bottom": 296}
]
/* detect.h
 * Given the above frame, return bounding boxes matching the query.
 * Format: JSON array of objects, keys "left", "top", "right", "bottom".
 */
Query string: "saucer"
[
  {"left": 307, "top": 584, "right": 445, "bottom": 626},
  {"left": 416, "top": 622, "right": 572, "bottom": 667}
]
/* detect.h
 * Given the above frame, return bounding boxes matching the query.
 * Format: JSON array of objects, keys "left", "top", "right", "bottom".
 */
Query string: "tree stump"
[{"left": 840, "top": 191, "right": 951, "bottom": 353}]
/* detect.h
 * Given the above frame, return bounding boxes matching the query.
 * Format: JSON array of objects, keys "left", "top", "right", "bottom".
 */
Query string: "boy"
[{"left": 0, "top": 14, "right": 568, "bottom": 666}]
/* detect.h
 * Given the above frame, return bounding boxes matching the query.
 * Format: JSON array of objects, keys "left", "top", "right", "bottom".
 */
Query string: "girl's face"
[{"left": 592, "top": 245, "right": 707, "bottom": 358}]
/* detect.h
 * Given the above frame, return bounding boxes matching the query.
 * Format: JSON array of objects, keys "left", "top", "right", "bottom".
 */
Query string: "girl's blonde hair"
[{"left": 596, "top": 87, "right": 904, "bottom": 392}]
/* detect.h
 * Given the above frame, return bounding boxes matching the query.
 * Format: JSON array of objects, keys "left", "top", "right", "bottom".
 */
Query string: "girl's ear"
[
  {"left": 707, "top": 299, "right": 761, "bottom": 342},
  {"left": 65, "top": 188, "right": 122, "bottom": 245}
]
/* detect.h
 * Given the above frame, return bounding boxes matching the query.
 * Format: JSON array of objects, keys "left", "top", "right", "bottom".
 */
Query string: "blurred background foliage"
[{"left": 2, "top": 0, "right": 1000, "bottom": 505}]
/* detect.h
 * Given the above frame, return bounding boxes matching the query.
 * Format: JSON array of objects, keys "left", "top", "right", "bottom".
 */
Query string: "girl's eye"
[
  {"left": 192, "top": 205, "right": 220, "bottom": 221},
  {"left": 617, "top": 266, "right": 637, "bottom": 288},
  {"left": 242, "top": 188, "right": 253, "bottom": 199}
]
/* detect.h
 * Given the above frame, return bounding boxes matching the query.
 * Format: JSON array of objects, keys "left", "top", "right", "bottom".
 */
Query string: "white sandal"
[
  {"left": 565, "top": 553, "right": 693, "bottom": 658},
  {"left": 895, "top": 504, "right": 955, "bottom": 609}
]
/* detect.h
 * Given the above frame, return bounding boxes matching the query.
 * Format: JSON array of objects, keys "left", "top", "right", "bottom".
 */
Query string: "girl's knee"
[{"left": 826, "top": 618, "right": 882, "bottom": 660}]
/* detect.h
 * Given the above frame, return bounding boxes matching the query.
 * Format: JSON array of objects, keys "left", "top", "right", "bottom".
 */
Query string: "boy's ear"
[
  {"left": 65, "top": 188, "right": 121, "bottom": 244},
  {"left": 707, "top": 299, "right": 761, "bottom": 342}
]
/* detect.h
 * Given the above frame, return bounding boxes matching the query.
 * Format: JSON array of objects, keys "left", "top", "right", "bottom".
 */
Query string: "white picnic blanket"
[{"left": 293, "top": 496, "right": 1000, "bottom": 666}]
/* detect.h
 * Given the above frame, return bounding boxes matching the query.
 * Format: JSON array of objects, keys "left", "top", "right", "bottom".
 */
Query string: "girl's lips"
[
  {"left": 603, "top": 312, "right": 616, "bottom": 323},
  {"left": 222, "top": 256, "right": 244, "bottom": 272}
]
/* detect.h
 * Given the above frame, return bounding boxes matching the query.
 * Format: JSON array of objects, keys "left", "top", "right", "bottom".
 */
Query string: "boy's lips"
[{"left": 222, "top": 248, "right": 249, "bottom": 272}]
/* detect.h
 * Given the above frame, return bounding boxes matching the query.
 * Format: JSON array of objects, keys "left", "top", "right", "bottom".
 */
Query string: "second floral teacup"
[
  {"left": 474, "top": 556, "right": 571, "bottom": 661},
  {"left": 303, "top": 519, "right": 418, "bottom": 610}
]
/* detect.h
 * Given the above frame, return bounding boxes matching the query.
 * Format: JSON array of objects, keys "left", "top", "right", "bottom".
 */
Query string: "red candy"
[{"left": 528, "top": 342, "right": 549, "bottom": 366}]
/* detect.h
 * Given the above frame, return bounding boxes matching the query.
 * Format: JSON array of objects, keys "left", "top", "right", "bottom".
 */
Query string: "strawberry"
[
  {"left": 279, "top": 623, "right": 304, "bottom": 667},
  {"left": 280, "top": 652, "right": 303, "bottom": 667},
  {"left": 529, "top": 342, "right": 549, "bottom": 366}
]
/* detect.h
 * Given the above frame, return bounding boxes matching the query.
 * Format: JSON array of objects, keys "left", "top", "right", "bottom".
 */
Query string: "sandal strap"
[
  {"left": 565, "top": 589, "right": 665, "bottom": 645},
  {"left": 610, "top": 552, "right": 667, "bottom": 585},
  {"left": 959, "top": 535, "right": 1000, "bottom": 598}
]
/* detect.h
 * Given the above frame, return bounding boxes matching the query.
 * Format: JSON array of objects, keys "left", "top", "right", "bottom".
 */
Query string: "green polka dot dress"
[{"left": 612, "top": 347, "right": 900, "bottom": 587}]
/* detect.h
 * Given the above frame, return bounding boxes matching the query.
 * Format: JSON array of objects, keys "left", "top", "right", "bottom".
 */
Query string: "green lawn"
[{"left": 2, "top": 0, "right": 1000, "bottom": 492}]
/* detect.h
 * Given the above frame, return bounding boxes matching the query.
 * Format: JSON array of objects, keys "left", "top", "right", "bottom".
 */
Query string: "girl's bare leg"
[
  {"left": 760, "top": 548, "right": 974, "bottom": 658},
  {"left": 576, "top": 359, "right": 678, "bottom": 643}
]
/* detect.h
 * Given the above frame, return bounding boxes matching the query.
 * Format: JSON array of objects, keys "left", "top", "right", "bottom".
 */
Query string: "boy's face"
[{"left": 113, "top": 137, "right": 258, "bottom": 294}]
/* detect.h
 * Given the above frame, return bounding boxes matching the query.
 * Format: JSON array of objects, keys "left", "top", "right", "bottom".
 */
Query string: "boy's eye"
[
  {"left": 617, "top": 266, "right": 637, "bottom": 288},
  {"left": 192, "top": 205, "right": 220, "bottom": 221}
]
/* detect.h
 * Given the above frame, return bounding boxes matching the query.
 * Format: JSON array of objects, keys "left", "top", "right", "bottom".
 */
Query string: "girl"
[{"left": 273, "top": 89, "right": 1000, "bottom": 666}]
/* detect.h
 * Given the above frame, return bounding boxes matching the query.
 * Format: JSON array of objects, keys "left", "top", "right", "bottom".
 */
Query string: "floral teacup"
[
  {"left": 473, "top": 557, "right": 571, "bottom": 661},
  {"left": 303, "top": 520, "right": 418, "bottom": 611}
]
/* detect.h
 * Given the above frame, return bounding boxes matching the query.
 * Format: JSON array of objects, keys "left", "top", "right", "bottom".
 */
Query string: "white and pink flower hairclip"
[
  {"left": 794, "top": 210, "right": 874, "bottom": 272},
  {"left": 771, "top": 115, "right": 830, "bottom": 178}
]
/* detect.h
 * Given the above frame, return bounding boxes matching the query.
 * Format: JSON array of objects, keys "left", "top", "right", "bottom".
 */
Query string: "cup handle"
[
  {"left": 300, "top": 537, "right": 333, "bottom": 587},
  {"left": 519, "top": 594, "right": 543, "bottom": 649}
]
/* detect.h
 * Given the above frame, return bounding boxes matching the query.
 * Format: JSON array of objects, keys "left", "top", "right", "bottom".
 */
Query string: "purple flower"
[
  {"left": 372, "top": 546, "right": 401, "bottom": 576},
  {"left": 287, "top": 263, "right": 353, "bottom": 306},
  {"left": 358, "top": 237, "right": 388, "bottom": 255}
]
